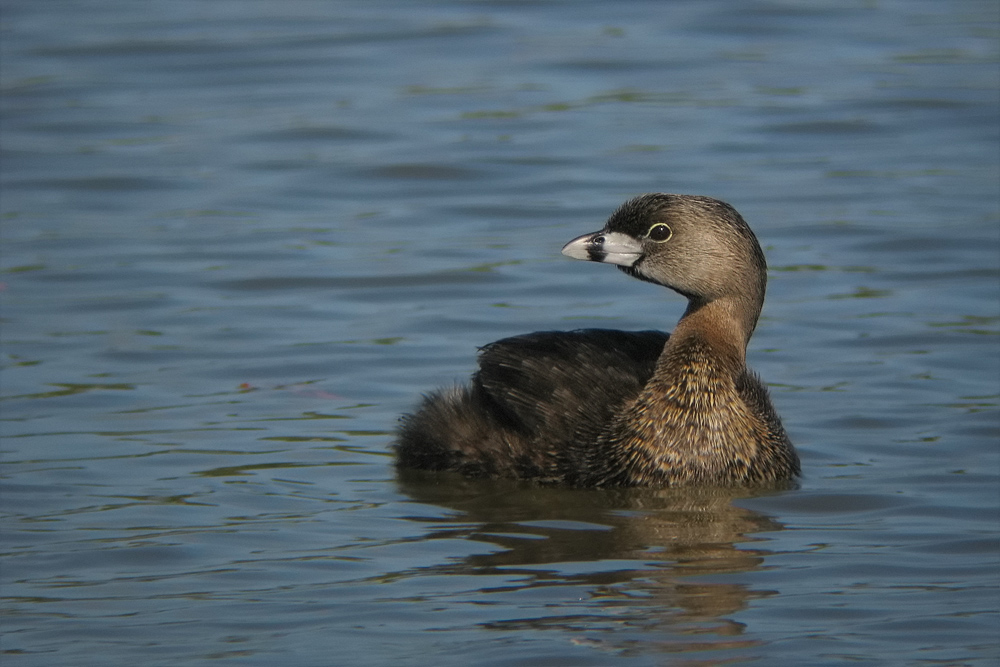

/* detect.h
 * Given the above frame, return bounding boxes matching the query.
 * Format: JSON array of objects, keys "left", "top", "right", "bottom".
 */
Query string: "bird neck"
[{"left": 668, "top": 296, "right": 758, "bottom": 368}]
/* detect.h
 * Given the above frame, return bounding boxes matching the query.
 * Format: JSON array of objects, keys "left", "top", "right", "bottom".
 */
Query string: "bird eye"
[{"left": 646, "top": 223, "right": 672, "bottom": 242}]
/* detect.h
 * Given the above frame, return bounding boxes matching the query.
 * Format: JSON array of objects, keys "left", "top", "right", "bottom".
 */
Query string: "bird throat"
[{"left": 601, "top": 307, "right": 763, "bottom": 484}]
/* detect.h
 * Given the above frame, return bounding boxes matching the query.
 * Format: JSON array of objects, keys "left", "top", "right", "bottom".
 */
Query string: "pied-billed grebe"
[{"left": 396, "top": 194, "right": 799, "bottom": 486}]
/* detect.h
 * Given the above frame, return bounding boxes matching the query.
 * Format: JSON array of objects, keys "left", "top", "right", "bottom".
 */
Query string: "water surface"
[{"left": 2, "top": 1, "right": 998, "bottom": 665}]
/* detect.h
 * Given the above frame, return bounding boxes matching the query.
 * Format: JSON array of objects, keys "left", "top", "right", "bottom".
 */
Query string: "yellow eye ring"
[{"left": 646, "top": 223, "right": 672, "bottom": 242}]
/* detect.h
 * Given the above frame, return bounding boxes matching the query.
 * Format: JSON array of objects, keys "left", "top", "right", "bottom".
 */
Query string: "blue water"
[{"left": 2, "top": 1, "right": 998, "bottom": 665}]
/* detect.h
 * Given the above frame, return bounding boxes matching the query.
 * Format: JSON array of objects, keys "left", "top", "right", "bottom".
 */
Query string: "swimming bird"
[{"left": 396, "top": 194, "right": 799, "bottom": 487}]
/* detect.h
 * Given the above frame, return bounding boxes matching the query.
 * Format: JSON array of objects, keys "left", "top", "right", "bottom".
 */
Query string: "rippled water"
[{"left": 2, "top": 1, "right": 998, "bottom": 665}]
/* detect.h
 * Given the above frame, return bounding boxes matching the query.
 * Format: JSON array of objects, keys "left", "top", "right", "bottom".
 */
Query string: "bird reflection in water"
[{"left": 396, "top": 468, "right": 789, "bottom": 654}]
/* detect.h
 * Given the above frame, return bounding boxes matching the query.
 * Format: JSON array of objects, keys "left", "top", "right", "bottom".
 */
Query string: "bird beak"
[{"left": 561, "top": 231, "right": 643, "bottom": 268}]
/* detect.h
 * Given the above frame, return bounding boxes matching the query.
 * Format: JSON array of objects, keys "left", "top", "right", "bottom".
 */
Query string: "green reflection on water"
[
  {"left": 196, "top": 461, "right": 361, "bottom": 477},
  {"left": 829, "top": 286, "right": 892, "bottom": 299},
  {"left": 2, "top": 264, "right": 46, "bottom": 273},
  {"left": 2, "top": 382, "right": 135, "bottom": 400},
  {"left": 928, "top": 315, "right": 999, "bottom": 335}
]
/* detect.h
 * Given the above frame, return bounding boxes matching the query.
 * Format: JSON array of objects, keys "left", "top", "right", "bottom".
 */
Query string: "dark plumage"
[{"left": 396, "top": 194, "right": 799, "bottom": 487}]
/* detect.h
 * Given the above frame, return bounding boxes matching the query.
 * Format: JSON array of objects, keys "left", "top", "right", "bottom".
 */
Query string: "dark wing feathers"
[{"left": 473, "top": 329, "right": 668, "bottom": 442}]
